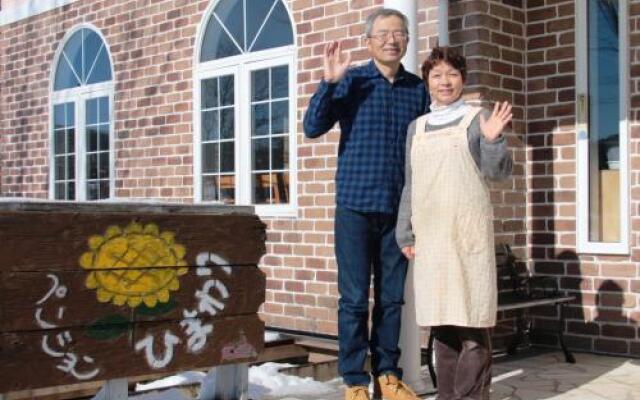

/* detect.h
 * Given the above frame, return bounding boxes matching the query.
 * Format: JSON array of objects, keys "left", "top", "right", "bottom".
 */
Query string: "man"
[{"left": 303, "top": 8, "right": 429, "bottom": 400}]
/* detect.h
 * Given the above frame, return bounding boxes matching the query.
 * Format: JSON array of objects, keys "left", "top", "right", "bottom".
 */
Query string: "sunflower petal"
[
  {"left": 128, "top": 296, "right": 143, "bottom": 307},
  {"left": 113, "top": 294, "right": 127, "bottom": 306},
  {"left": 88, "top": 235, "right": 105, "bottom": 250},
  {"left": 125, "top": 222, "right": 143, "bottom": 234},
  {"left": 160, "top": 231, "right": 175, "bottom": 245},
  {"left": 157, "top": 289, "right": 170, "bottom": 303},
  {"left": 86, "top": 273, "right": 98, "bottom": 289},
  {"left": 79, "top": 252, "right": 95, "bottom": 269},
  {"left": 97, "top": 288, "right": 113, "bottom": 303},
  {"left": 172, "top": 244, "right": 186, "bottom": 260},
  {"left": 143, "top": 295, "right": 158, "bottom": 307},
  {"left": 105, "top": 225, "right": 122, "bottom": 238},
  {"left": 168, "top": 278, "right": 179, "bottom": 291},
  {"left": 143, "top": 224, "right": 159, "bottom": 235}
]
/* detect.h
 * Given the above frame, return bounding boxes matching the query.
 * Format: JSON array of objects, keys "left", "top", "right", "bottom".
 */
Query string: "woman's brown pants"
[{"left": 433, "top": 326, "right": 492, "bottom": 400}]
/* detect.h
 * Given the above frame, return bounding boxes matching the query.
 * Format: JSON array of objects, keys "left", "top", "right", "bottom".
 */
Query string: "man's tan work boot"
[
  {"left": 345, "top": 385, "right": 370, "bottom": 400},
  {"left": 376, "top": 374, "right": 419, "bottom": 400}
]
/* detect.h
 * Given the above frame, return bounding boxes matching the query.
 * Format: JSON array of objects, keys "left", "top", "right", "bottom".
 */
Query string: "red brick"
[{"left": 594, "top": 339, "right": 629, "bottom": 354}]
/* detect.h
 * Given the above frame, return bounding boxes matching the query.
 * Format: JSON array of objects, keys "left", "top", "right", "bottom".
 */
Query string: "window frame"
[
  {"left": 195, "top": 63, "right": 240, "bottom": 205},
  {"left": 575, "top": 0, "right": 630, "bottom": 254},
  {"left": 194, "top": 0, "right": 297, "bottom": 217},
  {"left": 49, "top": 24, "right": 115, "bottom": 202}
]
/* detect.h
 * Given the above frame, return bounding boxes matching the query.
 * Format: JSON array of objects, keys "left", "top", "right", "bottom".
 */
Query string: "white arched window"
[
  {"left": 195, "top": 0, "right": 296, "bottom": 216},
  {"left": 50, "top": 26, "right": 114, "bottom": 201}
]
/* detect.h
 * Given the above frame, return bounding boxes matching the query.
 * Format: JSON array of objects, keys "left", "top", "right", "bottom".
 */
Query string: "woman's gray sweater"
[{"left": 395, "top": 109, "right": 513, "bottom": 248}]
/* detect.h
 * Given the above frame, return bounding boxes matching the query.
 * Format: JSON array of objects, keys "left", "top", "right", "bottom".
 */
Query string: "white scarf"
[{"left": 426, "top": 98, "right": 470, "bottom": 126}]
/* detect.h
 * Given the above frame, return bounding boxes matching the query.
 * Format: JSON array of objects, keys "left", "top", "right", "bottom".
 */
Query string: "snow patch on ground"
[
  {"left": 264, "top": 331, "right": 284, "bottom": 343},
  {"left": 131, "top": 362, "right": 339, "bottom": 400},
  {"left": 135, "top": 371, "right": 206, "bottom": 392},
  {"left": 248, "top": 362, "right": 337, "bottom": 399}
]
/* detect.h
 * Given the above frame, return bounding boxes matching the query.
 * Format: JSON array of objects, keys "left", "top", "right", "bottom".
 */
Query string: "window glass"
[
  {"left": 54, "top": 28, "right": 112, "bottom": 91},
  {"left": 201, "top": 75, "right": 236, "bottom": 203},
  {"left": 200, "top": 0, "right": 293, "bottom": 62},
  {"left": 52, "top": 102, "right": 76, "bottom": 200},
  {"left": 587, "top": 0, "right": 620, "bottom": 242},
  {"left": 250, "top": 1, "right": 294, "bottom": 52},
  {"left": 85, "top": 96, "right": 110, "bottom": 200},
  {"left": 250, "top": 66, "right": 290, "bottom": 204}
]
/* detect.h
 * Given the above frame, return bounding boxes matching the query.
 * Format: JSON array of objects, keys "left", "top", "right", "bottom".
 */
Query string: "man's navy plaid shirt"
[{"left": 303, "top": 60, "right": 429, "bottom": 213}]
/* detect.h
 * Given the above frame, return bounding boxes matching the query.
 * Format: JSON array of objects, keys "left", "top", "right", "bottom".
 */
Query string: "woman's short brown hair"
[{"left": 421, "top": 47, "right": 467, "bottom": 82}]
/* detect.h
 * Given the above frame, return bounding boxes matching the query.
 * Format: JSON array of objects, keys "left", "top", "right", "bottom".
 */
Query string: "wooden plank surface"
[
  {"left": 0, "top": 314, "right": 263, "bottom": 393},
  {"left": 0, "top": 202, "right": 267, "bottom": 394},
  {"left": 0, "top": 200, "right": 256, "bottom": 215},
  {"left": 0, "top": 265, "right": 265, "bottom": 333},
  {"left": 0, "top": 210, "right": 266, "bottom": 271}
]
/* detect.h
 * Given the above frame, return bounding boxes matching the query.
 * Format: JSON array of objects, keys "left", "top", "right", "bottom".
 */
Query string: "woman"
[{"left": 396, "top": 47, "right": 513, "bottom": 400}]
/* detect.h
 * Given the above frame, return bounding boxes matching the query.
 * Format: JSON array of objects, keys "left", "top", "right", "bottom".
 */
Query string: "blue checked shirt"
[{"left": 303, "top": 60, "right": 429, "bottom": 213}]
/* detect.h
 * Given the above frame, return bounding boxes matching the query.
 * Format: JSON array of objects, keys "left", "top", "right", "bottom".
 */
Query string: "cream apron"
[{"left": 411, "top": 107, "right": 497, "bottom": 328}]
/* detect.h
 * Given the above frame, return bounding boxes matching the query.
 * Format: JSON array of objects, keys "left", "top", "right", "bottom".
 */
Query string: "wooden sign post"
[{"left": 0, "top": 201, "right": 266, "bottom": 398}]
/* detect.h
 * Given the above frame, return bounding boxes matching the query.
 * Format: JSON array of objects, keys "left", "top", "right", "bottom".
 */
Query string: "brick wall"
[
  {"left": 0, "top": 0, "right": 202, "bottom": 200},
  {"left": 417, "top": 0, "right": 440, "bottom": 68},
  {"left": 1, "top": 9, "right": 51, "bottom": 197},
  {"left": 526, "top": 0, "right": 639, "bottom": 357}
]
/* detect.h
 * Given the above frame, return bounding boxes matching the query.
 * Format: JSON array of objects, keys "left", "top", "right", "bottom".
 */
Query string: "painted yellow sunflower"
[{"left": 79, "top": 222, "right": 188, "bottom": 308}]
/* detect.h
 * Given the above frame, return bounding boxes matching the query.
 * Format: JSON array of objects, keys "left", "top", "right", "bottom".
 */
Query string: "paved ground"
[
  {"left": 263, "top": 351, "right": 640, "bottom": 400},
  {"left": 488, "top": 351, "right": 640, "bottom": 400}
]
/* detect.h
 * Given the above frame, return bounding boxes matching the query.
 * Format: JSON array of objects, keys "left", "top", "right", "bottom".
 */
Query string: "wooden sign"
[
  {"left": 0, "top": 266, "right": 264, "bottom": 332},
  {"left": 1, "top": 315, "right": 263, "bottom": 392},
  {"left": 0, "top": 205, "right": 265, "bottom": 271},
  {"left": 0, "top": 201, "right": 267, "bottom": 393}
]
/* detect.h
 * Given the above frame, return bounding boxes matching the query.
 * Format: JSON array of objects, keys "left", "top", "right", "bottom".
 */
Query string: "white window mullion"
[
  {"left": 243, "top": 0, "right": 247, "bottom": 52},
  {"left": 287, "top": 56, "right": 298, "bottom": 213},
  {"left": 268, "top": 69, "right": 273, "bottom": 203},
  {"left": 80, "top": 29, "right": 85, "bottom": 84},
  {"left": 237, "top": 64, "right": 251, "bottom": 205},
  {"left": 576, "top": 0, "right": 589, "bottom": 250},
  {"left": 77, "top": 95, "right": 87, "bottom": 201},
  {"left": 49, "top": 103, "right": 57, "bottom": 200},
  {"left": 109, "top": 94, "right": 116, "bottom": 199},
  {"left": 618, "top": 0, "right": 630, "bottom": 252},
  {"left": 193, "top": 77, "right": 203, "bottom": 201}
]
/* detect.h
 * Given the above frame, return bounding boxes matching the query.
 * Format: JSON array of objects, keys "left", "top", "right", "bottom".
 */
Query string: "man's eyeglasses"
[{"left": 368, "top": 31, "right": 409, "bottom": 42}]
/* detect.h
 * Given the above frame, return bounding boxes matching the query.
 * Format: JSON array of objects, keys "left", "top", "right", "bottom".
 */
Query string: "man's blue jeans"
[{"left": 335, "top": 206, "right": 408, "bottom": 386}]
